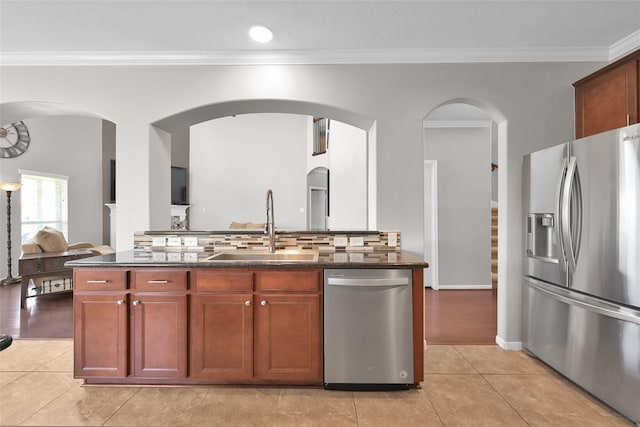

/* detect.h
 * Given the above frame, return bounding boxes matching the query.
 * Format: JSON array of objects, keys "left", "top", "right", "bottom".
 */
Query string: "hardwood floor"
[
  {"left": 1, "top": 281, "right": 498, "bottom": 345},
  {"left": 0, "top": 282, "right": 73, "bottom": 339},
  {"left": 424, "top": 288, "right": 497, "bottom": 345}
]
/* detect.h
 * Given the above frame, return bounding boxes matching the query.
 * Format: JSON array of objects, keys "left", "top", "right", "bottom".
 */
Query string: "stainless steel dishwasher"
[{"left": 324, "top": 268, "right": 413, "bottom": 390}]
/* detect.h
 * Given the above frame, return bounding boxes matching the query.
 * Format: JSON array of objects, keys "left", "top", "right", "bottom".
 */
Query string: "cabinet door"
[
  {"left": 74, "top": 294, "right": 128, "bottom": 378},
  {"left": 131, "top": 294, "right": 187, "bottom": 378},
  {"left": 256, "top": 294, "right": 322, "bottom": 384},
  {"left": 575, "top": 59, "right": 638, "bottom": 138},
  {"left": 191, "top": 294, "right": 253, "bottom": 381}
]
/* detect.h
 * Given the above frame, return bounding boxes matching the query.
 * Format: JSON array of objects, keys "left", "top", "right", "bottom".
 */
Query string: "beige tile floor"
[{"left": 0, "top": 339, "right": 634, "bottom": 426}]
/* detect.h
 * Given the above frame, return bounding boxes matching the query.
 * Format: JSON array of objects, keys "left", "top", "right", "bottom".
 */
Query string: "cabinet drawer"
[
  {"left": 133, "top": 269, "right": 188, "bottom": 292},
  {"left": 74, "top": 269, "right": 128, "bottom": 291},
  {"left": 193, "top": 270, "right": 254, "bottom": 292},
  {"left": 258, "top": 269, "right": 321, "bottom": 292}
]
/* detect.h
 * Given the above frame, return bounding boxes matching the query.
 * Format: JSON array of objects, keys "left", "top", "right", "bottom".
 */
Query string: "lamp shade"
[{"left": 0, "top": 182, "right": 21, "bottom": 192}]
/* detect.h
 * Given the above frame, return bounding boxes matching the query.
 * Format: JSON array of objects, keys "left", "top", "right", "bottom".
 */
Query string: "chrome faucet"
[{"left": 265, "top": 189, "right": 276, "bottom": 252}]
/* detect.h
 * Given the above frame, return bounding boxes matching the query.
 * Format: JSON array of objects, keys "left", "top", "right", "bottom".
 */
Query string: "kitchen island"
[{"left": 68, "top": 248, "right": 427, "bottom": 387}]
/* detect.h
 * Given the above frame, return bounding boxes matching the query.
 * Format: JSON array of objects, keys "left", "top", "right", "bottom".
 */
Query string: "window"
[
  {"left": 20, "top": 171, "right": 69, "bottom": 244},
  {"left": 312, "top": 117, "right": 329, "bottom": 155}
]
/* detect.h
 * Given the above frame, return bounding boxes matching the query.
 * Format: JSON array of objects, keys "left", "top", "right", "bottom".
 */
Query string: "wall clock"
[{"left": 0, "top": 121, "right": 30, "bottom": 158}]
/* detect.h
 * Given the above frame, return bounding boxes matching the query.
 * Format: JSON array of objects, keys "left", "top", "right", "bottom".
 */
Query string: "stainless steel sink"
[{"left": 205, "top": 250, "right": 318, "bottom": 262}]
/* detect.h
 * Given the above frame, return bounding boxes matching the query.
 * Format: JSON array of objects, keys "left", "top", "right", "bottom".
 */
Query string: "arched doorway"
[
  {"left": 0, "top": 101, "right": 115, "bottom": 276},
  {"left": 422, "top": 99, "right": 508, "bottom": 346}
]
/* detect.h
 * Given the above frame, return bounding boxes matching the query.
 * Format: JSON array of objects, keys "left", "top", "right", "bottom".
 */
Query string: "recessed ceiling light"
[{"left": 249, "top": 25, "right": 273, "bottom": 43}]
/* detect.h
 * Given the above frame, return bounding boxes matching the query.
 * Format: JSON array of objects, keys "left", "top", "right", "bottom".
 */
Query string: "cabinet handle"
[
  {"left": 132, "top": 300, "right": 140, "bottom": 306},
  {"left": 87, "top": 280, "right": 108, "bottom": 284},
  {"left": 116, "top": 299, "right": 125, "bottom": 305},
  {"left": 245, "top": 300, "right": 251, "bottom": 306},
  {"left": 260, "top": 300, "right": 267, "bottom": 306},
  {"left": 147, "top": 280, "right": 169, "bottom": 284},
  {"left": 627, "top": 114, "right": 631, "bottom": 126}
]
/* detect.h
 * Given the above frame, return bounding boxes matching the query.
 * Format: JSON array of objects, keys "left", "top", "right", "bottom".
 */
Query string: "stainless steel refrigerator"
[{"left": 523, "top": 123, "right": 640, "bottom": 424}]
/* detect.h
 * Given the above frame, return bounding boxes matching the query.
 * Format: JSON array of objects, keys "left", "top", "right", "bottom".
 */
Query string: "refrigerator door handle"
[
  {"left": 556, "top": 157, "right": 569, "bottom": 270},
  {"left": 525, "top": 277, "right": 640, "bottom": 325},
  {"left": 561, "top": 156, "right": 579, "bottom": 272}
]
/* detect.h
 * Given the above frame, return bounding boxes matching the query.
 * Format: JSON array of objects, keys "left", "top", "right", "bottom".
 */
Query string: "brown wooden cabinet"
[
  {"left": 255, "top": 269, "right": 322, "bottom": 384},
  {"left": 130, "top": 269, "right": 188, "bottom": 379},
  {"left": 191, "top": 293, "right": 254, "bottom": 381},
  {"left": 73, "top": 264, "right": 422, "bottom": 387},
  {"left": 190, "top": 269, "right": 254, "bottom": 381},
  {"left": 74, "top": 268, "right": 188, "bottom": 380},
  {"left": 190, "top": 268, "right": 322, "bottom": 384},
  {"left": 574, "top": 50, "right": 639, "bottom": 138},
  {"left": 255, "top": 293, "right": 321, "bottom": 383},
  {"left": 73, "top": 269, "right": 128, "bottom": 378}
]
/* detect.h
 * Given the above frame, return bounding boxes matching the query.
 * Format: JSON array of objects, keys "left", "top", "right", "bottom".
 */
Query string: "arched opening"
[
  {"left": 422, "top": 98, "right": 508, "bottom": 346},
  {"left": 0, "top": 101, "right": 115, "bottom": 277},
  {"left": 147, "top": 99, "right": 377, "bottom": 232},
  {"left": 307, "top": 166, "right": 329, "bottom": 230}
]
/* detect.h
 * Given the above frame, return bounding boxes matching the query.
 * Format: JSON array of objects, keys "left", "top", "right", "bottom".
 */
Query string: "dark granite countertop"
[{"left": 66, "top": 250, "right": 428, "bottom": 269}]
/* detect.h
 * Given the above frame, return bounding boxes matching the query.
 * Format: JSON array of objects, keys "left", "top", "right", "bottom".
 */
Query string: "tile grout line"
[
  {"left": 451, "top": 345, "right": 481, "bottom": 375},
  {"left": 420, "top": 390, "right": 446, "bottom": 427},
  {"left": 182, "top": 385, "right": 217, "bottom": 427},
  {"left": 100, "top": 386, "right": 143, "bottom": 427},
  {"left": 451, "top": 346, "right": 534, "bottom": 426},
  {"left": 352, "top": 391, "right": 359, "bottom": 427},
  {"left": 14, "top": 372, "right": 79, "bottom": 427},
  {"left": 478, "top": 373, "right": 533, "bottom": 427},
  {"left": 422, "top": 346, "right": 456, "bottom": 426}
]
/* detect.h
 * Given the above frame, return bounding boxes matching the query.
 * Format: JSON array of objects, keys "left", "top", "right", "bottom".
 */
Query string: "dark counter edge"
[{"left": 66, "top": 250, "right": 428, "bottom": 269}]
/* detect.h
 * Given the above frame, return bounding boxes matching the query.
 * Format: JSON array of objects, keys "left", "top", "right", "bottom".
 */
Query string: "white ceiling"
[{"left": 1, "top": 0, "right": 639, "bottom": 65}]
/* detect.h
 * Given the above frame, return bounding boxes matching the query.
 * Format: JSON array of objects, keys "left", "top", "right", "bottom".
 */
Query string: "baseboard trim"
[
  {"left": 436, "top": 284, "right": 493, "bottom": 290},
  {"left": 495, "top": 335, "right": 523, "bottom": 350}
]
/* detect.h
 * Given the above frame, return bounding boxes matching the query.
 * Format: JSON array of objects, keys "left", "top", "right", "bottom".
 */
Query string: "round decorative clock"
[{"left": 0, "top": 121, "right": 30, "bottom": 158}]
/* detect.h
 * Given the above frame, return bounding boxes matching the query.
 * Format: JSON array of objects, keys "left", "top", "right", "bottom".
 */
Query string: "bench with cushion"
[{"left": 18, "top": 227, "right": 114, "bottom": 308}]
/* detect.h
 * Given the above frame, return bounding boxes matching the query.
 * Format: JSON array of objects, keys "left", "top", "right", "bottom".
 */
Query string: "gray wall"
[
  {"left": 326, "top": 120, "right": 367, "bottom": 230},
  {"left": 0, "top": 115, "right": 104, "bottom": 266},
  {"left": 102, "top": 120, "right": 116, "bottom": 244},
  {"left": 425, "top": 126, "right": 492, "bottom": 288},
  {"left": 171, "top": 127, "right": 190, "bottom": 169},
  {"left": 0, "top": 61, "right": 604, "bottom": 346},
  {"left": 189, "top": 113, "right": 308, "bottom": 230}
]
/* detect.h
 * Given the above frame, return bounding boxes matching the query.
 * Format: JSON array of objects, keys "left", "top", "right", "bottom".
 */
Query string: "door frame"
[
  {"left": 308, "top": 186, "right": 328, "bottom": 230},
  {"left": 423, "top": 160, "right": 439, "bottom": 289}
]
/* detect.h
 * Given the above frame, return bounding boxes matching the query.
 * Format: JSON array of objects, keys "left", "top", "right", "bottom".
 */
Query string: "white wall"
[
  {"left": 189, "top": 113, "right": 308, "bottom": 230},
  {"left": 0, "top": 115, "right": 104, "bottom": 276},
  {"left": 0, "top": 61, "right": 603, "bottom": 346},
  {"left": 491, "top": 122, "right": 499, "bottom": 205},
  {"left": 328, "top": 120, "right": 367, "bottom": 230},
  {"left": 425, "top": 126, "right": 492, "bottom": 288}
]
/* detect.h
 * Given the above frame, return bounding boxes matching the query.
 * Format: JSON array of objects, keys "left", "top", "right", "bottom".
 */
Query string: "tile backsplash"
[{"left": 134, "top": 230, "right": 401, "bottom": 253}]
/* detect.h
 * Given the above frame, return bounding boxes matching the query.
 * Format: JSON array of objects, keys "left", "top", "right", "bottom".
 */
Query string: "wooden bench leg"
[{"left": 20, "top": 277, "right": 28, "bottom": 309}]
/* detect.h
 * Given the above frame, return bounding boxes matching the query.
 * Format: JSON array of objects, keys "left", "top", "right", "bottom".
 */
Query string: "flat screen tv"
[{"left": 171, "top": 166, "right": 188, "bottom": 205}]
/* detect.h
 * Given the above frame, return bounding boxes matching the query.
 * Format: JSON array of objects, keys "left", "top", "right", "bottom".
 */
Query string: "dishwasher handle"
[{"left": 326, "top": 277, "right": 409, "bottom": 287}]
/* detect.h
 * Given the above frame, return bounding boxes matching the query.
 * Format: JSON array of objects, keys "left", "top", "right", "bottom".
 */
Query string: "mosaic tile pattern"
[{"left": 134, "top": 231, "right": 401, "bottom": 253}]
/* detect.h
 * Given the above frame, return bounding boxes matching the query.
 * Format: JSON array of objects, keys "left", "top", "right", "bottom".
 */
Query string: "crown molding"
[
  {"left": 0, "top": 46, "right": 616, "bottom": 66},
  {"left": 609, "top": 29, "right": 640, "bottom": 61}
]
